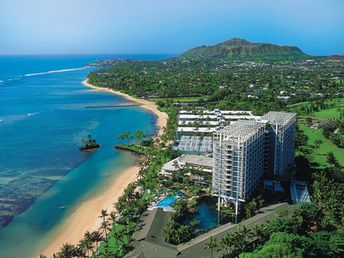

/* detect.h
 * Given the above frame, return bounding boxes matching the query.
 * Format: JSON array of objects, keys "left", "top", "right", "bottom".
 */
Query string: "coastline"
[
  {"left": 40, "top": 79, "right": 168, "bottom": 257},
  {"left": 82, "top": 79, "right": 168, "bottom": 136}
]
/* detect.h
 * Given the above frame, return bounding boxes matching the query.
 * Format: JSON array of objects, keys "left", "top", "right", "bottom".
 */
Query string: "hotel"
[
  {"left": 261, "top": 112, "right": 296, "bottom": 177},
  {"left": 212, "top": 112, "right": 296, "bottom": 213},
  {"left": 212, "top": 120, "right": 266, "bottom": 213}
]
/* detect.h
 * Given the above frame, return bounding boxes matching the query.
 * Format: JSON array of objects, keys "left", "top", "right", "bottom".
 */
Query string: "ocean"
[{"left": 0, "top": 54, "right": 170, "bottom": 257}]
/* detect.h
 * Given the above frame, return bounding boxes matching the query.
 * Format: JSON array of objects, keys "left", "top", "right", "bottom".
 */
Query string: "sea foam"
[{"left": 24, "top": 67, "right": 84, "bottom": 77}]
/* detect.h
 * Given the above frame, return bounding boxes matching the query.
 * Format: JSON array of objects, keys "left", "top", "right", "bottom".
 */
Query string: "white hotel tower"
[
  {"left": 212, "top": 120, "right": 266, "bottom": 215},
  {"left": 212, "top": 112, "right": 296, "bottom": 216},
  {"left": 261, "top": 112, "right": 296, "bottom": 177}
]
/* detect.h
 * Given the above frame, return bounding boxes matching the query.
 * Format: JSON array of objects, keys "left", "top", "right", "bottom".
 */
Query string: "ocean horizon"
[{"left": 0, "top": 54, "right": 171, "bottom": 257}]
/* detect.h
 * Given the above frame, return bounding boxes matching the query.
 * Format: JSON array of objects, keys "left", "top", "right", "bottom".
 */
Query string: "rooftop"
[
  {"left": 218, "top": 120, "right": 266, "bottom": 142},
  {"left": 126, "top": 203, "right": 294, "bottom": 258},
  {"left": 179, "top": 154, "right": 214, "bottom": 168},
  {"left": 126, "top": 208, "right": 177, "bottom": 258},
  {"left": 261, "top": 111, "right": 296, "bottom": 125},
  {"left": 161, "top": 154, "right": 214, "bottom": 174}
]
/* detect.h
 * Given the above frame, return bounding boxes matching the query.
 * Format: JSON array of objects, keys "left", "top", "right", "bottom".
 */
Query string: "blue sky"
[{"left": 1, "top": 0, "right": 343, "bottom": 55}]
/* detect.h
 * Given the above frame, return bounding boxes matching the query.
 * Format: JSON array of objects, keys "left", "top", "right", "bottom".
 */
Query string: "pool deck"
[{"left": 147, "top": 195, "right": 179, "bottom": 211}]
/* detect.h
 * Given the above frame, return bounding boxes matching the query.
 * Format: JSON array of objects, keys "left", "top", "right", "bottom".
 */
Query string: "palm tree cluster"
[
  {"left": 205, "top": 201, "right": 344, "bottom": 258},
  {"left": 50, "top": 207, "right": 133, "bottom": 258},
  {"left": 203, "top": 225, "right": 264, "bottom": 258},
  {"left": 51, "top": 230, "right": 104, "bottom": 258},
  {"left": 163, "top": 199, "right": 204, "bottom": 244},
  {"left": 116, "top": 130, "right": 146, "bottom": 146}
]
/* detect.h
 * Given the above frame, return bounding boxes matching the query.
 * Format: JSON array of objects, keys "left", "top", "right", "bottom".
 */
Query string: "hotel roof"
[
  {"left": 261, "top": 111, "right": 296, "bottom": 126},
  {"left": 218, "top": 120, "right": 266, "bottom": 142},
  {"left": 179, "top": 154, "right": 214, "bottom": 168}
]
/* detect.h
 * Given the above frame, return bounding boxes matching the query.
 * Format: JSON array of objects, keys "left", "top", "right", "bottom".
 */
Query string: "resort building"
[
  {"left": 174, "top": 109, "right": 261, "bottom": 153},
  {"left": 261, "top": 111, "right": 296, "bottom": 177},
  {"left": 212, "top": 120, "right": 266, "bottom": 213},
  {"left": 159, "top": 154, "right": 214, "bottom": 185},
  {"left": 125, "top": 203, "right": 292, "bottom": 258},
  {"left": 211, "top": 111, "right": 296, "bottom": 213}
]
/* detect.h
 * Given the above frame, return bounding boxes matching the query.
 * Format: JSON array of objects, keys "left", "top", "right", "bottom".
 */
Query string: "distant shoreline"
[{"left": 40, "top": 79, "right": 168, "bottom": 257}]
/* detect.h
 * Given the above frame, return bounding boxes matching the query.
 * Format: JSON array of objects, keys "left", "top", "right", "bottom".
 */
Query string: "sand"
[
  {"left": 82, "top": 79, "right": 168, "bottom": 136},
  {"left": 39, "top": 79, "right": 168, "bottom": 257}
]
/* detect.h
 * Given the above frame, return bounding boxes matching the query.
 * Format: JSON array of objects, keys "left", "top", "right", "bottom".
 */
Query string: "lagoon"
[{"left": 0, "top": 55, "right": 168, "bottom": 257}]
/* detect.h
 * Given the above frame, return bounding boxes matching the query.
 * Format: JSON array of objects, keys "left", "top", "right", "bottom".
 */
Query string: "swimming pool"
[
  {"left": 184, "top": 198, "right": 218, "bottom": 230},
  {"left": 157, "top": 196, "right": 178, "bottom": 207}
]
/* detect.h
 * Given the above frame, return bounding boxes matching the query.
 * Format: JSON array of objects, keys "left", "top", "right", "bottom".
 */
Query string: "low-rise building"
[
  {"left": 175, "top": 109, "right": 260, "bottom": 153},
  {"left": 159, "top": 154, "right": 214, "bottom": 185}
]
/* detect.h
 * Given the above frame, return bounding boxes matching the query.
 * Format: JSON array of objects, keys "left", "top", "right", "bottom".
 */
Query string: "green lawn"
[
  {"left": 311, "top": 99, "right": 344, "bottom": 120},
  {"left": 311, "top": 108, "right": 341, "bottom": 120},
  {"left": 289, "top": 98, "right": 344, "bottom": 120},
  {"left": 300, "top": 124, "right": 344, "bottom": 168}
]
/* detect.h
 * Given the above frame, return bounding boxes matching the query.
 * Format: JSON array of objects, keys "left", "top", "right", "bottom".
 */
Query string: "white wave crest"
[
  {"left": 27, "top": 112, "right": 40, "bottom": 117},
  {"left": 24, "top": 67, "right": 84, "bottom": 77}
]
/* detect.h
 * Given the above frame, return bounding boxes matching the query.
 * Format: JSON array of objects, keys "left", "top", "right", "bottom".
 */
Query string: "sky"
[{"left": 1, "top": 0, "right": 343, "bottom": 55}]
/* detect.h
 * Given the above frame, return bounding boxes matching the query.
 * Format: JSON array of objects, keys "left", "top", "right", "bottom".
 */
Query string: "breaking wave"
[{"left": 24, "top": 67, "right": 84, "bottom": 77}]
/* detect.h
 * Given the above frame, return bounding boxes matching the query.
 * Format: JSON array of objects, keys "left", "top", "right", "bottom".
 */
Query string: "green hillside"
[{"left": 180, "top": 38, "right": 307, "bottom": 60}]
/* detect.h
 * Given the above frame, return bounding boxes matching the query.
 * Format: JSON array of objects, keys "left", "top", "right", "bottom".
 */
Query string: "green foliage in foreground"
[{"left": 240, "top": 231, "right": 344, "bottom": 258}]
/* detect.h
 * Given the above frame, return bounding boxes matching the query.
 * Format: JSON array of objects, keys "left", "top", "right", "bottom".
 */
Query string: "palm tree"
[
  {"left": 83, "top": 231, "right": 94, "bottom": 255},
  {"left": 203, "top": 236, "right": 218, "bottom": 258},
  {"left": 116, "top": 133, "right": 125, "bottom": 145},
  {"left": 221, "top": 205, "right": 235, "bottom": 222},
  {"left": 56, "top": 243, "right": 77, "bottom": 258},
  {"left": 101, "top": 220, "right": 111, "bottom": 243},
  {"left": 251, "top": 224, "right": 267, "bottom": 248},
  {"left": 233, "top": 226, "right": 252, "bottom": 254},
  {"left": 163, "top": 220, "right": 176, "bottom": 243},
  {"left": 78, "top": 237, "right": 93, "bottom": 258},
  {"left": 135, "top": 129, "right": 146, "bottom": 144},
  {"left": 91, "top": 231, "right": 104, "bottom": 256},
  {"left": 99, "top": 209, "right": 109, "bottom": 222},
  {"left": 109, "top": 211, "right": 118, "bottom": 233},
  {"left": 218, "top": 233, "right": 232, "bottom": 257},
  {"left": 121, "top": 131, "right": 131, "bottom": 145}
]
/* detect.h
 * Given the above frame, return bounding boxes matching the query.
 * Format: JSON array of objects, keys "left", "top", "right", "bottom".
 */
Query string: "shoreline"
[
  {"left": 40, "top": 79, "right": 168, "bottom": 257},
  {"left": 82, "top": 79, "right": 168, "bottom": 136}
]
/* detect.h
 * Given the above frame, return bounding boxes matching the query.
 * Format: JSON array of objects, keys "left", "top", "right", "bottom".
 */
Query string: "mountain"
[{"left": 180, "top": 38, "right": 307, "bottom": 60}]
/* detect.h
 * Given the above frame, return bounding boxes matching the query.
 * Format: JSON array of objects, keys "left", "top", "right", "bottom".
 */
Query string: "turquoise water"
[
  {"left": 157, "top": 196, "right": 177, "bottom": 207},
  {"left": 0, "top": 55, "right": 171, "bottom": 257},
  {"left": 185, "top": 199, "right": 218, "bottom": 230}
]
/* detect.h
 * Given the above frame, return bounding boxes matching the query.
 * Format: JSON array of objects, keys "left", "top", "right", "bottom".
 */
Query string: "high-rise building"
[
  {"left": 261, "top": 112, "right": 296, "bottom": 177},
  {"left": 212, "top": 112, "right": 296, "bottom": 214},
  {"left": 212, "top": 120, "right": 266, "bottom": 213}
]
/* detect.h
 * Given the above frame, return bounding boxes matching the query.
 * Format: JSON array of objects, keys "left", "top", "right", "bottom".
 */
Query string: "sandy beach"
[
  {"left": 40, "top": 79, "right": 167, "bottom": 257},
  {"left": 82, "top": 79, "right": 168, "bottom": 136}
]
